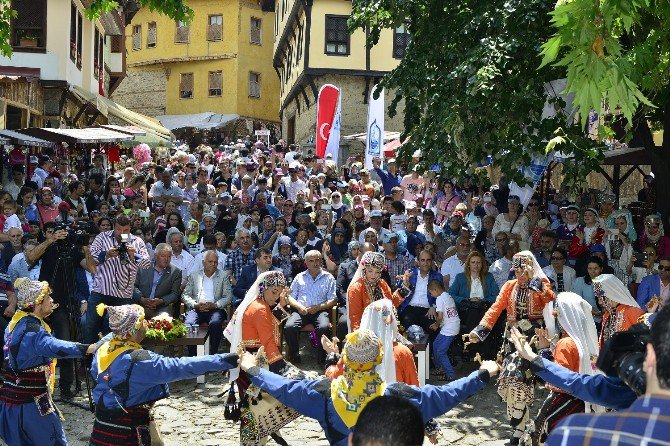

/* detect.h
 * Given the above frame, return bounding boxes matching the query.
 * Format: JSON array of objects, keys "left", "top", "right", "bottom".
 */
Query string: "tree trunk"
[{"left": 631, "top": 98, "right": 670, "bottom": 218}]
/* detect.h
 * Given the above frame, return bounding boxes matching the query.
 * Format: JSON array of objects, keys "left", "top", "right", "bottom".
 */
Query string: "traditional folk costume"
[
  {"left": 224, "top": 271, "right": 316, "bottom": 446},
  {"left": 89, "top": 304, "right": 237, "bottom": 446},
  {"left": 470, "top": 251, "right": 555, "bottom": 445},
  {"left": 568, "top": 208, "right": 606, "bottom": 261},
  {"left": 592, "top": 274, "right": 645, "bottom": 347},
  {"left": 245, "top": 329, "right": 493, "bottom": 446},
  {"left": 346, "top": 251, "right": 402, "bottom": 332},
  {"left": 0, "top": 278, "right": 90, "bottom": 446},
  {"left": 638, "top": 214, "right": 670, "bottom": 258},
  {"left": 604, "top": 209, "right": 637, "bottom": 285},
  {"left": 528, "top": 292, "right": 601, "bottom": 446}
]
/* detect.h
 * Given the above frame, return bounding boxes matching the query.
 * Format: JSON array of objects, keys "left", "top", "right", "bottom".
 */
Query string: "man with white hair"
[
  {"left": 182, "top": 250, "right": 232, "bottom": 355},
  {"left": 133, "top": 243, "right": 182, "bottom": 317},
  {"left": 284, "top": 250, "right": 336, "bottom": 364}
]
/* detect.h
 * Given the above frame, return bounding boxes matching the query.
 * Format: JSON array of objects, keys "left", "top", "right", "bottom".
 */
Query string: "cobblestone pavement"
[{"left": 31, "top": 349, "right": 547, "bottom": 446}]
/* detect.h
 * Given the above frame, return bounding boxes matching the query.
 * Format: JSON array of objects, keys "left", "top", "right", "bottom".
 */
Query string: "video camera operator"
[
  {"left": 24, "top": 221, "right": 96, "bottom": 399},
  {"left": 510, "top": 307, "right": 670, "bottom": 444},
  {"left": 83, "top": 214, "right": 151, "bottom": 344}
]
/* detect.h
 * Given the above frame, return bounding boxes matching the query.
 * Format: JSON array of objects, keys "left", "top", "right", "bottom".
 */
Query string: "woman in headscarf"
[
  {"left": 346, "top": 251, "right": 402, "bottom": 332},
  {"left": 224, "top": 271, "right": 314, "bottom": 446},
  {"left": 0, "top": 278, "right": 94, "bottom": 446},
  {"left": 528, "top": 292, "right": 601, "bottom": 445},
  {"left": 569, "top": 208, "right": 606, "bottom": 275},
  {"left": 592, "top": 274, "right": 645, "bottom": 347},
  {"left": 638, "top": 214, "right": 670, "bottom": 257},
  {"left": 90, "top": 304, "right": 237, "bottom": 446},
  {"left": 468, "top": 251, "right": 555, "bottom": 445},
  {"left": 330, "top": 191, "right": 348, "bottom": 219},
  {"left": 329, "top": 228, "right": 349, "bottom": 263},
  {"left": 604, "top": 208, "right": 637, "bottom": 284},
  {"left": 237, "top": 328, "right": 500, "bottom": 446},
  {"left": 326, "top": 299, "right": 418, "bottom": 386}
]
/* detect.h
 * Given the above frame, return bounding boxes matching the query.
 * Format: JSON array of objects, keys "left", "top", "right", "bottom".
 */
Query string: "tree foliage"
[
  {"left": 0, "top": 0, "right": 193, "bottom": 57},
  {"left": 540, "top": 0, "right": 670, "bottom": 129},
  {"left": 349, "top": 0, "right": 602, "bottom": 192}
]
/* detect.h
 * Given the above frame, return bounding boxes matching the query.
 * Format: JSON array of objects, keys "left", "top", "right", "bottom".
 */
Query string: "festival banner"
[
  {"left": 315, "top": 84, "right": 340, "bottom": 160},
  {"left": 509, "top": 153, "right": 552, "bottom": 208},
  {"left": 365, "top": 85, "right": 385, "bottom": 170}
]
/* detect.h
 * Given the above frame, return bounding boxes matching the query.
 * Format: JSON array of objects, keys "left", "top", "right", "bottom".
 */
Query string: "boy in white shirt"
[
  {"left": 428, "top": 279, "right": 460, "bottom": 380},
  {"left": 3, "top": 200, "right": 22, "bottom": 232}
]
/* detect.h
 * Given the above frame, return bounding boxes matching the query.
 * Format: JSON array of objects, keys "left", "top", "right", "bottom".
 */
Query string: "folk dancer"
[
  {"left": 0, "top": 278, "right": 96, "bottom": 446},
  {"left": 468, "top": 251, "right": 556, "bottom": 445},
  {"left": 89, "top": 304, "right": 238, "bottom": 446}
]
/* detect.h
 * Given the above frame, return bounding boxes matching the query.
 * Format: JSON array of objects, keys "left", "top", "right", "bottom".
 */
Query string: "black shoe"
[{"left": 60, "top": 387, "right": 78, "bottom": 400}]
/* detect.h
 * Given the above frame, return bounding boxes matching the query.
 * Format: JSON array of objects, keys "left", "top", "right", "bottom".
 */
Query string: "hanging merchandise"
[{"left": 107, "top": 144, "right": 121, "bottom": 163}]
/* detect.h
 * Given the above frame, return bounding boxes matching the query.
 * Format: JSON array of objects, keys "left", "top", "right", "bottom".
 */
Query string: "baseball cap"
[
  {"left": 382, "top": 232, "right": 399, "bottom": 244},
  {"left": 370, "top": 210, "right": 383, "bottom": 218}
]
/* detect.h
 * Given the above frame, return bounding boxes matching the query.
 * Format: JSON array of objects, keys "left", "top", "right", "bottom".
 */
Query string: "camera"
[
  {"left": 118, "top": 233, "right": 130, "bottom": 265},
  {"left": 54, "top": 222, "right": 91, "bottom": 253},
  {"left": 596, "top": 324, "right": 650, "bottom": 395}
]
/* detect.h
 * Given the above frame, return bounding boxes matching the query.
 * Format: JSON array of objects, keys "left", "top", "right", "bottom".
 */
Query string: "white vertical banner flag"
[
  {"left": 325, "top": 91, "right": 341, "bottom": 162},
  {"left": 365, "top": 85, "right": 384, "bottom": 170}
]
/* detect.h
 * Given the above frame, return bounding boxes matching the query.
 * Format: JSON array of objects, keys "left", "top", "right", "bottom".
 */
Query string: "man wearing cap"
[
  {"left": 358, "top": 210, "right": 391, "bottom": 244},
  {"left": 31, "top": 155, "right": 52, "bottom": 189},
  {"left": 282, "top": 165, "right": 306, "bottom": 203},
  {"left": 90, "top": 304, "right": 238, "bottom": 446},
  {"left": 372, "top": 157, "right": 401, "bottom": 196},
  {"left": 238, "top": 328, "right": 500, "bottom": 446}
]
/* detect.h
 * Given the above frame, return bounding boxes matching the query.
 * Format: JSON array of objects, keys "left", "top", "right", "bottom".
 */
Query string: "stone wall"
[
  {"left": 111, "top": 67, "right": 167, "bottom": 118},
  {"left": 281, "top": 73, "right": 405, "bottom": 162}
]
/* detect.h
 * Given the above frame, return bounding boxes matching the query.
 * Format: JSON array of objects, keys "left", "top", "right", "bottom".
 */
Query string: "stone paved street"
[{"left": 39, "top": 349, "right": 549, "bottom": 446}]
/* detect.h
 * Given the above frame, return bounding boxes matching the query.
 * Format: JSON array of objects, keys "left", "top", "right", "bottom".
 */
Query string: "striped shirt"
[
  {"left": 547, "top": 394, "right": 670, "bottom": 446},
  {"left": 90, "top": 230, "right": 151, "bottom": 299}
]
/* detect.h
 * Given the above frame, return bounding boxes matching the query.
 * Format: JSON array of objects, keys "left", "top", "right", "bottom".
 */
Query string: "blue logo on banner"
[{"left": 368, "top": 120, "right": 381, "bottom": 156}]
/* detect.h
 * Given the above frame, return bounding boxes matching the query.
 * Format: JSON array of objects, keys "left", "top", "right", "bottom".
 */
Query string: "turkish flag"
[{"left": 315, "top": 84, "right": 340, "bottom": 158}]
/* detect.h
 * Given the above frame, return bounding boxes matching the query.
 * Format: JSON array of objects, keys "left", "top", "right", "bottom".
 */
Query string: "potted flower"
[{"left": 19, "top": 33, "right": 39, "bottom": 48}]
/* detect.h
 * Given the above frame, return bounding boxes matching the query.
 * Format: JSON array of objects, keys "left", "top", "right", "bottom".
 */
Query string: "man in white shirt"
[
  {"left": 182, "top": 251, "right": 232, "bottom": 355},
  {"left": 395, "top": 250, "right": 443, "bottom": 334},
  {"left": 418, "top": 209, "right": 442, "bottom": 243},
  {"left": 168, "top": 231, "right": 194, "bottom": 287},
  {"left": 490, "top": 240, "right": 519, "bottom": 289},
  {"left": 282, "top": 166, "right": 306, "bottom": 203},
  {"left": 440, "top": 236, "right": 471, "bottom": 288},
  {"left": 31, "top": 155, "right": 52, "bottom": 189}
]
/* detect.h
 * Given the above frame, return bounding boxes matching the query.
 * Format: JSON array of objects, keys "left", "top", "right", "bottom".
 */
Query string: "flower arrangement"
[
  {"left": 144, "top": 314, "right": 186, "bottom": 341},
  {"left": 133, "top": 143, "right": 152, "bottom": 165}
]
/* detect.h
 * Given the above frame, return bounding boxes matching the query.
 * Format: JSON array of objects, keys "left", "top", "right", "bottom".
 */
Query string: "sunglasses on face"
[{"left": 659, "top": 265, "right": 670, "bottom": 271}]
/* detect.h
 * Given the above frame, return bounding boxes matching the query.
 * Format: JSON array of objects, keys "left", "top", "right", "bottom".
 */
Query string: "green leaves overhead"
[
  {"left": 540, "top": 0, "right": 670, "bottom": 129},
  {"left": 350, "top": 0, "right": 600, "bottom": 191}
]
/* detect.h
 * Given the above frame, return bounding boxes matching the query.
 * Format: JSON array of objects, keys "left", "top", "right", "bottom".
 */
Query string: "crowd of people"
[{"left": 0, "top": 138, "right": 667, "bottom": 446}]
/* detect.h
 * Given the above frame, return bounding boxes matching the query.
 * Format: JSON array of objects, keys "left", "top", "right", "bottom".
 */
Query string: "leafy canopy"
[
  {"left": 350, "top": 0, "right": 601, "bottom": 191},
  {"left": 539, "top": 0, "right": 670, "bottom": 130},
  {"left": 0, "top": 0, "right": 193, "bottom": 57}
]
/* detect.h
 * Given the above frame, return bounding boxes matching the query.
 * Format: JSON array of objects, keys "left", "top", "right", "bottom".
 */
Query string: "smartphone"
[{"left": 634, "top": 251, "right": 648, "bottom": 268}]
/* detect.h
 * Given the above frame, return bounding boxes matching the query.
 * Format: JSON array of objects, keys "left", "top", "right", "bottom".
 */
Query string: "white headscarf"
[
  {"left": 546, "top": 292, "right": 600, "bottom": 376},
  {"left": 513, "top": 250, "right": 548, "bottom": 282},
  {"left": 224, "top": 270, "right": 286, "bottom": 381},
  {"left": 592, "top": 273, "right": 640, "bottom": 309},
  {"left": 359, "top": 300, "right": 398, "bottom": 384}
]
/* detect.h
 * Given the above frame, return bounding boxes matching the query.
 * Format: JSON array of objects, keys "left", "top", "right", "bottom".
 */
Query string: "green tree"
[
  {"left": 540, "top": 0, "right": 670, "bottom": 215},
  {"left": 0, "top": 0, "right": 193, "bottom": 57},
  {"left": 350, "top": 0, "right": 599, "bottom": 192}
]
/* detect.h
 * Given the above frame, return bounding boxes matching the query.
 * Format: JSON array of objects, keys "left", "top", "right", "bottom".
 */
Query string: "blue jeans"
[
  {"left": 185, "top": 309, "right": 227, "bottom": 356},
  {"left": 83, "top": 291, "right": 132, "bottom": 343},
  {"left": 433, "top": 334, "right": 456, "bottom": 378}
]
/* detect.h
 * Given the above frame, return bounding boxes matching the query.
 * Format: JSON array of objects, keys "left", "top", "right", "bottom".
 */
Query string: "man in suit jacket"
[
  {"left": 182, "top": 250, "right": 233, "bottom": 355},
  {"left": 232, "top": 248, "right": 278, "bottom": 307},
  {"left": 637, "top": 257, "right": 670, "bottom": 308},
  {"left": 133, "top": 243, "right": 182, "bottom": 317}
]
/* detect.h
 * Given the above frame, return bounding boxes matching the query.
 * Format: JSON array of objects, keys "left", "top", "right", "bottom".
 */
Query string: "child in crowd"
[
  {"left": 3, "top": 199, "right": 22, "bottom": 232},
  {"left": 389, "top": 200, "right": 408, "bottom": 233},
  {"left": 428, "top": 279, "right": 461, "bottom": 380}
]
